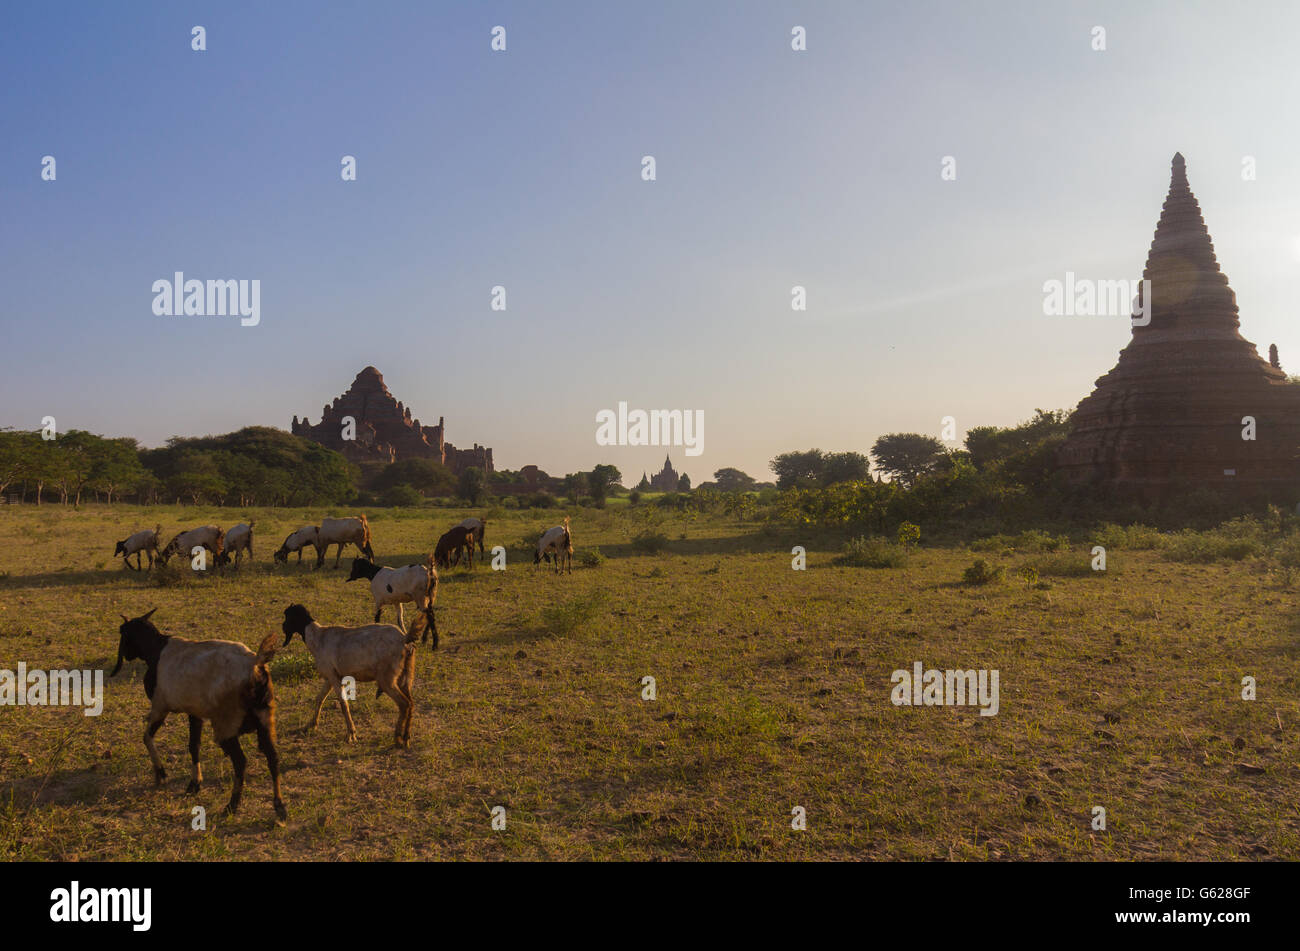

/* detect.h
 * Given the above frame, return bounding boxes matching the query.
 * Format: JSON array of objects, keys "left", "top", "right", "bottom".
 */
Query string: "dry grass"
[{"left": 0, "top": 504, "right": 1297, "bottom": 860}]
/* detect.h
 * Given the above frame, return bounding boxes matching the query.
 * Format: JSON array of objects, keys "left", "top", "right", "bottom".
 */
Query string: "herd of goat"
[{"left": 107, "top": 513, "right": 575, "bottom": 822}]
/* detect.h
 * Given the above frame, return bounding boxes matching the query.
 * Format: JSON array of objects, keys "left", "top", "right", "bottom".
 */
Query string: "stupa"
[{"left": 1057, "top": 154, "right": 1300, "bottom": 501}]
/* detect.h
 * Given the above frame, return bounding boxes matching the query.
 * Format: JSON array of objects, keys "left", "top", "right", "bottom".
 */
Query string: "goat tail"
[
  {"left": 404, "top": 611, "right": 427, "bottom": 645},
  {"left": 254, "top": 631, "right": 279, "bottom": 665}
]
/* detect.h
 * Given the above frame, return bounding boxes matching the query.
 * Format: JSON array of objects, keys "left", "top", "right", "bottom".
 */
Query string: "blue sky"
[{"left": 4, "top": 1, "right": 1299, "bottom": 484}]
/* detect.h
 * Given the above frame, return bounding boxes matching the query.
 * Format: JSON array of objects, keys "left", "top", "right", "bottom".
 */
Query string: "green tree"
[
  {"left": 587, "top": 464, "right": 622, "bottom": 506},
  {"left": 870, "top": 433, "right": 947, "bottom": 488},
  {"left": 458, "top": 466, "right": 487, "bottom": 505},
  {"left": 377, "top": 458, "right": 456, "bottom": 497},
  {"left": 770, "top": 449, "right": 825, "bottom": 489},
  {"left": 677, "top": 473, "right": 691, "bottom": 491},
  {"left": 90, "top": 437, "right": 146, "bottom": 504},
  {"left": 712, "top": 467, "right": 757, "bottom": 492}
]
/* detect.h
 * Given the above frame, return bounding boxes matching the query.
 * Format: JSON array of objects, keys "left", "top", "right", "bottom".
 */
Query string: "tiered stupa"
[{"left": 1058, "top": 154, "right": 1300, "bottom": 501}]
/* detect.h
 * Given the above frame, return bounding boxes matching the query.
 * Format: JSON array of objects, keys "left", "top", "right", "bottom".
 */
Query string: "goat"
[
  {"left": 274, "top": 525, "right": 319, "bottom": 565},
  {"left": 281, "top": 604, "right": 423, "bottom": 746},
  {"left": 316, "top": 515, "right": 374, "bottom": 568},
  {"left": 434, "top": 525, "right": 475, "bottom": 570},
  {"left": 110, "top": 608, "right": 286, "bottom": 820},
  {"left": 457, "top": 517, "right": 487, "bottom": 559},
  {"left": 114, "top": 524, "right": 162, "bottom": 571},
  {"left": 534, "top": 516, "right": 573, "bottom": 573},
  {"left": 158, "top": 525, "right": 224, "bottom": 566},
  {"left": 217, "top": 521, "right": 255, "bottom": 567},
  {"left": 346, "top": 554, "right": 439, "bottom": 638}
]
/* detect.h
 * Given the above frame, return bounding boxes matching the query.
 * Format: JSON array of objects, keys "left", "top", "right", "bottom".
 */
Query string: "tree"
[
  {"left": 563, "top": 472, "right": 586, "bottom": 503},
  {"left": 677, "top": 473, "right": 691, "bottom": 491},
  {"left": 50, "top": 430, "right": 102, "bottom": 505},
  {"left": 458, "top": 467, "right": 486, "bottom": 505},
  {"left": 377, "top": 458, "right": 456, "bottom": 497},
  {"left": 587, "top": 464, "right": 622, "bottom": 506},
  {"left": 965, "top": 409, "right": 1072, "bottom": 470},
  {"left": 770, "top": 449, "right": 826, "bottom": 489},
  {"left": 821, "top": 452, "right": 872, "bottom": 485},
  {"left": 712, "top": 467, "right": 757, "bottom": 492},
  {"left": 870, "top": 433, "right": 947, "bottom": 488},
  {"left": 90, "top": 437, "right": 146, "bottom": 504}
]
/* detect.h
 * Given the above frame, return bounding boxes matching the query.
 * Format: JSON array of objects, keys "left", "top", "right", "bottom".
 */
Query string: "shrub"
[
  {"left": 962, "top": 558, "right": 1005, "bottom": 585},
  {"left": 631, "top": 531, "right": 669, "bottom": 554},
  {"left": 526, "top": 492, "right": 556, "bottom": 508},
  {"left": 579, "top": 547, "right": 605, "bottom": 567},
  {"left": 539, "top": 591, "right": 608, "bottom": 636},
  {"left": 1092, "top": 523, "right": 1164, "bottom": 550},
  {"left": 381, "top": 484, "right": 423, "bottom": 508},
  {"left": 835, "top": 535, "right": 908, "bottom": 568},
  {"left": 1035, "top": 553, "right": 1096, "bottom": 577},
  {"left": 897, "top": 521, "right": 921, "bottom": 547}
]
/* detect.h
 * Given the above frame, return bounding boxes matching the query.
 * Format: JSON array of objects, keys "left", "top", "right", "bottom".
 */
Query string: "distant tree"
[
  {"left": 870, "top": 433, "right": 947, "bottom": 488},
  {"left": 821, "top": 452, "right": 872, "bottom": 485},
  {"left": 457, "top": 467, "right": 487, "bottom": 506},
  {"left": 964, "top": 409, "right": 1072, "bottom": 470},
  {"left": 677, "top": 473, "right": 691, "bottom": 491},
  {"left": 563, "top": 472, "right": 586, "bottom": 503},
  {"left": 712, "top": 467, "right": 757, "bottom": 492},
  {"left": 50, "top": 430, "right": 103, "bottom": 505},
  {"left": 0, "top": 430, "right": 34, "bottom": 498},
  {"left": 587, "top": 464, "right": 622, "bottom": 506},
  {"left": 770, "top": 449, "right": 826, "bottom": 489},
  {"left": 382, "top": 483, "right": 423, "bottom": 507},
  {"left": 90, "top": 437, "right": 146, "bottom": 504},
  {"left": 167, "top": 450, "right": 228, "bottom": 504},
  {"left": 377, "top": 458, "right": 456, "bottom": 497}
]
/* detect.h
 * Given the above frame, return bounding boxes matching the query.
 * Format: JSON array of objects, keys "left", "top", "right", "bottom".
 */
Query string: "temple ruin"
[
  {"left": 1058, "top": 154, "right": 1300, "bottom": 501},
  {"left": 291, "top": 366, "right": 493, "bottom": 474}
]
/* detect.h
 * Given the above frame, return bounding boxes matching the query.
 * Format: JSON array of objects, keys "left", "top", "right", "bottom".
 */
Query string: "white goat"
[
  {"left": 346, "top": 554, "right": 439, "bottom": 637},
  {"left": 281, "top": 604, "right": 424, "bottom": 747},
  {"left": 274, "top": 525, "right": 319, "bottom": 565},
  {"left": 218, "top": 521, "right": 255, "bottom": 567},
  {"left": 114, "top": 524, "right": 162, "bottom": 571},
  {"left": 316, "top": 515, "right": 374, "bottom": 568},
  {"left": 534, "top": 517, "right": 573, "bottom": 573},
  {"left": 159, "top": 525, "right": 224, "bottom": 566},
  {"left": 110, "top": 608, "right": 286, "bottom": 820}
]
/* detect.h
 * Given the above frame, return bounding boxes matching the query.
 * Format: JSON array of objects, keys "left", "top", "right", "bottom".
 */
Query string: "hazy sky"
[{"left": 4, "top": 1, "right": 1299, "bottom": 485}]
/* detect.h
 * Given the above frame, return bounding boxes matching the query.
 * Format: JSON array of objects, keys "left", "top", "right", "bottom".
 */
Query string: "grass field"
[{"left": 1, "top": 504, "right": 1297, "bottom": 860}]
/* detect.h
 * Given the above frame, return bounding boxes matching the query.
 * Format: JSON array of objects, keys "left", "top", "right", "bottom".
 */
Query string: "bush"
[
  {"left": 381, "top": 483, "right": 423, "bottom": 508},
  {"left": 835, "top": 535, "right": 908, "bottom": 568},
  {"left": 897, "top": 521, "right": 921, "bottom": 547},
  {"left": 579, "top": 547, "right": 605, "bottom": 567},
  {"left": 1034, "top": 553, "right": 1097, "bottom": 577},
  {"left": 539, "top": 591, "right": 608, "bottom": 636},
  {"left": 962, "top": 559, "right": 1005, "bottom": 585},
  {"left": 1162, "top": 528, "right": 1262, "bottom": 563},
  {"left": 1092, "top": 523, "right": 1165, "bottom": 550},
  {"left": 526, "top": 492, "right": 556, "bottom": 508},
  {"left": 631, "top": 531, "right": 669, "bottom": 554}
]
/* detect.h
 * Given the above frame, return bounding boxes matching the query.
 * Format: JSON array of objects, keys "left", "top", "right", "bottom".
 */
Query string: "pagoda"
[{"left": 1058, "top": 154, "right": 1300, "bottom": 501}]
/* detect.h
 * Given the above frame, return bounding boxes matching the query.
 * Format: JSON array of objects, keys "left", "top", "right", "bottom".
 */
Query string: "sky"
[{"left": 4, "top": 1, "right": 1300, "bottom": 485}]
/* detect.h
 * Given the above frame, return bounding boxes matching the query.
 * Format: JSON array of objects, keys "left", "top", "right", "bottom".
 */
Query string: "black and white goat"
[
  {"left": 110, "top": 609, "right": 286, "bottom": 820},
  {"left": 346, "top": 554, "right": 439, "bottom": 635},
  {"left": 114, "top": 524, "right": 162, "bottom": 571},
  {"left": 281, "top": 604, "right": 424, "bottom": 747}
]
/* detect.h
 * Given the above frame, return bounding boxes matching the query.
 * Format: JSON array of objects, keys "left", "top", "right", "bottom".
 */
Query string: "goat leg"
[{"left": 185, "top": 715, "right": 203, "bottom": 794}]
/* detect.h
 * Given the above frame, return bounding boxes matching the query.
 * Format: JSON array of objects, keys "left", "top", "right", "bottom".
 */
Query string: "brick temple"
[
  {"left": 292, "top": 366, "right": 493, "bottom": 474},
  {"left": 1058, "top": 154, "right": 1300, "bottom": 501}
]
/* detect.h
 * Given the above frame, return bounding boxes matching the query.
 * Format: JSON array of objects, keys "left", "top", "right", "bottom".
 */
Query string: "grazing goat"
[
  {"left": 274, "top": 525, "right": 319, "bottom": 565},
  {"left": 457, "top": 517, "right": 487, "bottom": 559},
  {"left": 534, "top": 517, "right": 573, "bottom": 573},
  {"left": 158, "top": 525, "right": 224, "bottom": 566},
  {"left": 281, "top": 604, "right": 424, "bottom": 746},
  {"left": 346, "top": 554, "right": 439, "bottom": 636},
  {"left": 114, "top": 524, "right": 162, "bottom": 571},
  {"left": 217, "top": 521, "right": 255, "bottom": 567},
  {"left": 434, "top": 525, "right": 475, "bottom": 570},
  {"left": 316, "top": 515, "right": 374, "bottom": 568},
  {"left": 110, "top": 609, "right": 286, "bottom": 820}
]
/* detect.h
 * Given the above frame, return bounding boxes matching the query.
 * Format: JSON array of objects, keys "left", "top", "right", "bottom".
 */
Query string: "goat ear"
[
  {"left": 110, "top": 631, "right": 127, "bottom": 677},
  {"left": 120, "top": 614, "right": 129, "bottom": 623}
]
